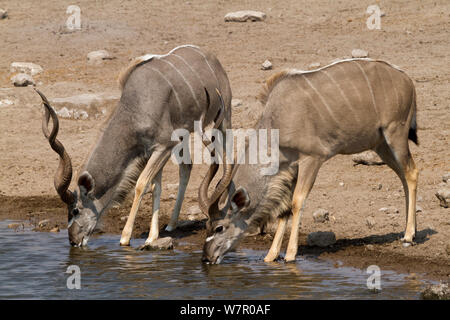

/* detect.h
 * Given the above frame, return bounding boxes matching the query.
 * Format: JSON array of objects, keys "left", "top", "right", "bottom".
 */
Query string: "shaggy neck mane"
[
  {"left": 109, "top": 156, "right": 148, "bottom": 207},
  {"left": 246, "top": 164, "right": 298, "bottom": 230}
]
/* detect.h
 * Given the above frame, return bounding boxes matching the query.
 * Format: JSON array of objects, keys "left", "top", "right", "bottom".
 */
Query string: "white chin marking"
[{"left": 206, "top": 235, "right": 215, "bottom": 242}]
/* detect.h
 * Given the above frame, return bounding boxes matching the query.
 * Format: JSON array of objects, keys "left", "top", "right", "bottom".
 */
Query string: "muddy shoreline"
[{"left": 2, "top": 194, "right": 448, "bottom": 281}]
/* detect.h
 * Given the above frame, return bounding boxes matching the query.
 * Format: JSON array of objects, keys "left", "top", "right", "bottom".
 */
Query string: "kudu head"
[
  {"left": 199, "top": 91, "right": 257, "bottom": 263},
  {"left": 36, "top": 89, "right": 98, "bottom": 247}
]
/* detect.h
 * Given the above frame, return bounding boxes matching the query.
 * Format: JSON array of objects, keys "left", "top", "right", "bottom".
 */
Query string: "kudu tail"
[{"left": 408, "top": 87, "right": 419, "bottom": 145}]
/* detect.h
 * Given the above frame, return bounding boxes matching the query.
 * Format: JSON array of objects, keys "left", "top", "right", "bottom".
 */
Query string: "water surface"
[{"left": 0, "top": 220, "right": 432, "bottom": 299}]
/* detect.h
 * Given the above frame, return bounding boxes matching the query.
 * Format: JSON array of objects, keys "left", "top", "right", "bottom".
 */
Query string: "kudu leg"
[
  {"left": 374, "top": 138, "right": 418, "bottom": 243},
  {"left": 285, "top": 157, "right": 323, "bottom": 262},
  {"left": 264, "top": 216, "right": 288, "bottom": 262},
  {"left": 146, "top": 169, "right": 163, "bottom": 244},
  {"left": 119, "top": 148, "right": 171, "bottom": 246},
  {"left": 165, "top": 163, "right": 192, "bottom": 232}
]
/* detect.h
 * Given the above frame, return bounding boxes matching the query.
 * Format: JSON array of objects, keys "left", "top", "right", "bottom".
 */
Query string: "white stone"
[
  {"left": 435, "top": 188, "right": 450, "bottom": 208},
  {"left": 87, "top": 50, "right": 113, "bottom": 65},
  {"left": 442, "top": 173, "right": 450, "bottom": 183},
  {"left": 0, "top": 99, "right": 14, "bottom": 107},
  {"left": 313, "top": 208, "right": 329, "bottom": 223},
  {"left": 224, "top": 10, "right": 266, "bottom": 22},
  {"left": 352, "top": 151, "right": 384, "bottom": 166},
  {"left": 261, "top": 60, "right": 272, "bottom": 70},
  {"left": 232, "top": 99, "right": 243, "bottom": 108},
  {"left": 10, "top": 62, "right": 43, "bottom": 76},
  {"left": 366, "top": 217, "right": 376, "bottom": 229},
  {"left": 351, "top": 49, "right": 369, "bottom": 58},
  {"left": 307, "top": 62, "right": 321, "bottom": 70},
  {"left": 0, "top": 9, "right": 8, "bottom": 19},
  {"left": 379, "top": 206, "right": 399, "bottom": 214},
  {"left": 56, "top": 107, "right": 73, "bottom": 118},
  {"left": 11, "top": 73, "right": 35, "bottom": 87},
  {"left": 307, "top": 231, "right": 336, "bottom": 247},
  {"left": 140, "top": 237, "right": 174, "bottom": 251}
]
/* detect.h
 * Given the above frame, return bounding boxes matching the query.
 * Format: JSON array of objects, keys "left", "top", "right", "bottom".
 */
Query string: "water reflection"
[{"left": 0, "top": 220, "right": 434, "bottom": 299}]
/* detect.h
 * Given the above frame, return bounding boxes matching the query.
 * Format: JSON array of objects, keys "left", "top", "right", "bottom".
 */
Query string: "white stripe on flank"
[
  {"left": 287, "top": 58, "right": 403, "bottom": 76},
  {"left": 186, "top": 46, "right": 220, "bottom": 88},
  {"left": 148, "top": 66, "right": 182, "bottom": 108},
  {"left": 172, "top": 53, "right": 206, "bottom": 88},
  {"left": 159, "top": 58, "right": 201, "bottom": 109},
  {"left": 321, "top": 69, "right": 361, "bottom": 123},
  {"left": 387, "top": 67, "right": 400, "bottom": 108},
  {"left": 302, "top": 75, "right": 340, "bottom": 125},
  {"left": 352, "top": 61, "right": 379, "bottom": 116}
]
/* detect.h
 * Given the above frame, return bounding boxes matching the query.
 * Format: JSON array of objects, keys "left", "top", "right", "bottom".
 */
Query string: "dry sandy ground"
[{"left": 0, "top": 0, "right": 449, "bottom": 281}]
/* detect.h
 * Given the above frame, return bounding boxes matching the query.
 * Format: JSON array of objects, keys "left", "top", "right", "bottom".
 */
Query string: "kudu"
[
  {"left": 200, "top": 58, "right": 419, "bottom": 264},
  {"left": 37, "top": 45, "right": 232, "bottom": 247}
]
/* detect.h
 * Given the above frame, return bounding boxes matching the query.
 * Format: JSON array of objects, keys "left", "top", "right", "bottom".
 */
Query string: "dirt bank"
[{"left": 0, "top": 0, "right": 449, "bottom": 281}]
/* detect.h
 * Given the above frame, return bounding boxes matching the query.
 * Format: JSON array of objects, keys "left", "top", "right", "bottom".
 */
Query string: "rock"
[
  {"left": 379, "top": 206, "right": 399, "bottom": 214},
  {"left": 11, "top": 73, "right": 35, "bottom": 87},
  {"left": 87, "top": 50, "right": 114, "bottom": 65},
  {"left": 224, "top": 10, "right": 266, "bottom": 22},
  {"left": 366, "top": 244, "right": 374, "bottom": 251},
  {"left": 351, "top": 49, "right": 369, "bottom": 58},
  {"left": 435, "top": 188, "right": 450, "bottom": 208},
  {"left": 56, "top": 107, "right": 73, "bottom": 118},
  {"left": 10, "top": 62, "right": 43, "bottom": 76},
  {"left": 166, "top": 183, "right": 179, "bottom": 191},
  {"left": 307, "top": 62, "right": 321, "bottom": 70},
  {"left": 38, "top": 219, "right": 51, "bottom": 228},
  {"left": 49, "top": 92, "right": 119, "bottom": 119},
  {"left": 307, "top": 231, "right": 336, "bottom": 247},
  {"left": 232, "top": 99, "right": 243, "bottom": 108},
  {"left": 416, "top": 205, "right": 423, "bottom": 213},
  {"left": 119, "top": 215, "right": 128, "bottom": 222},
  {"left": 366, "top": 217, "right": 376, "bottom": 229},
  {"left": 442, "top": 173, "right": 450, "bottom": 183},
  {"left": 261, "top": 60, "right": 272, "bottom": 70},
  {"left": 446, "top": 244, "right": 450, "bottom": 255},
  {"left": 50, "top": 226, "right": 60, "bottom": 233},
  {"left": 352, "top": 151, "right": 384, "bottom": 166},
  {"left": 0, "top": 99, "right": 14, "bottom": 107},
  {"left": 339, "top": 182, "right": 344, "bottom": 187},
  {"left": 421, "top": 282, "right": 450, "bottom": 300},
  {"left": 313, "top": 208, "right": 329, "bottom": 223},
  {"left": 140, "top": 237, "right": 174, "bottom": 251},
  {"left": 168, "top": 193, "right": 177, "bottom": 200},
  {"left": 0, "top": 8, "right": 7, "bottom": 19}
]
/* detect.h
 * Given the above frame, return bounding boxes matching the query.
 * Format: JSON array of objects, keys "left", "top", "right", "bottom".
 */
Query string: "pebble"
[
  {"left": 313, "top": 208, "right": 329, "bottom": 223},
  {"left": 38, "top": 219, "right": 51, "bottom": 228},
  {"left": 435, "top": 188, "right": 450, "bottom": 208},
  {"left": 379, "top": 206, "right": 399, "bottom": 214},
  {"left": 307, "top": 62, "right": 321, "bottom": 70},
  {"left": 232, "top": 99, "right": 243, "bottom": 108},
  {"left": 366, "top": 217, "right": 376, "bottom": 229},
  {"left": 87, "top": 50, "right": 113, "bottom": 65},
  {"left": 351, "top": 49, "right": 369, "bottom": 58},
  {"left": 261, "top": 60, "right": 273, "bottom": 70},
  {"left": 50, "top": 226, "right": 60, "bottom": 233},
  {"left": 224, "top": 11, "right": 266, "bottom": 22},
  {"left": 0, "top": 8, "right": 7, "bottom": 19},
  {"left": 10, "top": 62, "right": 43, "bottom": 76},
  {"left": 442, "top": 173, "right": 450, "bottom": 183},
  {"left": 352, "top": 151, "right": 384, "bottom": 166},
  {"left": 11, "top": 73, "right": 35, "bottom": 87}
]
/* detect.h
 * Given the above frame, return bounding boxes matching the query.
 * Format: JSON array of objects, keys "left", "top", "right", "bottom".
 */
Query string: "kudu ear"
[
  {"left": 78, "top": 171, "right": 95, "bottom": 196},
  {"left": 230, "top": 187, "right": 250, "bottom": 212}
]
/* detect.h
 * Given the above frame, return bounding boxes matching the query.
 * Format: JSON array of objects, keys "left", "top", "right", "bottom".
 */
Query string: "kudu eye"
[
  {"left": 72, "top": 208, "right": 80, "bottom": 216},
  {"left": 215, "top": 225, "right": 223, "bottom": 233}
]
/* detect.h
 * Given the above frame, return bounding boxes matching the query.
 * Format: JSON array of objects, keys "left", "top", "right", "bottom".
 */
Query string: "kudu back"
[
  {"left": 200, "top": 58, "right": 419, "bottom": 264},
  {"left": 37, "top": 45, "right": 232, "bottom": 247}
]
